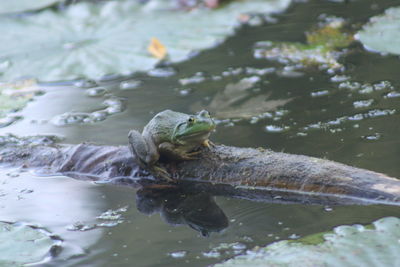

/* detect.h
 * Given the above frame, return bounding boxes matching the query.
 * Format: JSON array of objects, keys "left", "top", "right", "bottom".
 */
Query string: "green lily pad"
[
  {"left": 216, "top": 217, "right": 400, "bottom": 267},
  {"left": 0, "top": 0, "right": 59, "bottom": 15},
  {"left": 0, "top": 80, "right": 43, "bottom": 127},
  {"left": 0, "top": 221, "right": 59, "bottom": 266},
  {"left": 0, "top": 0, "right": 291, "bottom": 82},
  {"left": 254, "top": 20, "right": 353, "bottom": 71},
  {"left": 357, "top": 7, "right": 400, "bottom": 55}
]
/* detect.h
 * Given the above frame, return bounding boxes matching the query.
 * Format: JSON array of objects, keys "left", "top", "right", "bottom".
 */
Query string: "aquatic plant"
[
  {"left": 216, "top": 217, "right": 400, "bottom": 267},
  {"left": 0, "top": 221, "right": 60, "bottom": 265},
  {"left": 356, "top": 7, "right": 400, "bottom": 56},
  {"left": 0, "top": 80, "right": 42, "bottom": 127},
  {"left": 0, "top": 0, "right": 291, "bottom": 82},
  {"left": 0, "top": 0, "right": 59, "bottom": 14},
  {"left": 254, "top": 19, "right": 353, "bottom": 71}
]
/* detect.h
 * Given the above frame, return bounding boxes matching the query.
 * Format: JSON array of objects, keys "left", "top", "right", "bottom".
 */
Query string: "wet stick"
[{"left": 0, "top": 136, "right": 399, "bottom": 206}]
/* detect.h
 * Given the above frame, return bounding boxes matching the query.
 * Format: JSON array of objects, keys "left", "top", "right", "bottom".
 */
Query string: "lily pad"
[
  {"left": 0, "top": 80, "right": 43, "bottom": 127},
  {"left": 254, "top": 19, "right": 353, "bottom": 71},
  {"left": 0, "top": 0, "right": 59, "bottom": 15},
  {"left": 216, "top": 217, "right": 400, "bottom": 267},
  {"left": 0, "top": 0, "right": 291, "bottom": 82},
  {"left": 0, "top": 221, "right": 59, "bottom": 265},
  {"left": 356, "top": 7, "right": 400, "bottom": 55}
]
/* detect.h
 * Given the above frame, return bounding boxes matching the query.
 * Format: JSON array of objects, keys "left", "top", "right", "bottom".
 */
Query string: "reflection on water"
[{"left": 136, "top": 185, "right": 228, "bottom": 237}]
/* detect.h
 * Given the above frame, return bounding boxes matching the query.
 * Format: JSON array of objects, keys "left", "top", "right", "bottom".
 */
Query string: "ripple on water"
[
  {"left": 169, "top": 251, "right": 188, "bottom": 258},
  {"left": 147, "top": 67, "right": 177, "bottom": 77},
  {"left": 385, "top": 91, "right": 400, "bottom": 98},
  {"left": 85, "top": 87, "right": 107, "bottom": 97},
  {"left": 67, "top": 206, "right": 128, "bottom": 231},
  {"left": 338, "top": 80, "right": 393, "bottom": 94},
  {"left": 311, "top": 90, "right": 330, "bottom": 97},
  {"left": 353, "top": 99, "right": 374, "bottom": 108},
  {"left": 74, "top": 79, "right": 98, "bottom": 88},
  {"left": 265, "top": 125, "right": 290, "bottom": 133},
  {"left": 119, "top": 80, "right": 142, "bottom": 90},
  {"left": 302, "top": 109, "right": 396, "bottom": 131},
  {"left": 362, "top": 133, "right": 382, "bottom": 141},
  {"left": 51, "top": 97, "right": 125, "bottom": 126}
]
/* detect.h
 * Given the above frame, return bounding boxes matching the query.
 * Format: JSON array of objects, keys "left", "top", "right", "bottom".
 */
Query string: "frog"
[{"left": 128, "top": 109, "right": 216, "bottom": 181}]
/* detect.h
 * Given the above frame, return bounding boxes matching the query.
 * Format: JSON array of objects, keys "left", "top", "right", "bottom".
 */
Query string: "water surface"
[{"left": 1, "top": 0, "right": 400, "bottom": 266}]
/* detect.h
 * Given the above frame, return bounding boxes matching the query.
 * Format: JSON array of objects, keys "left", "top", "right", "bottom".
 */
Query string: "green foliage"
[
  {"left": 255, "top": 20, "right": 353, "bottom": 70},
  {"left": 0, "top": 0, "right": 291, "bottom": 82},
  {"left": 216, "top": 217, "right": 400, "bottom": 267},
  {"left": 0, "top": 80, "right": 40, "bottom": 119},
  {"left": 0, "top": 0, "right": 59, "bottom": 15},
  {"left": 0, "top": 222, "right": 58, "bottom": 266},
  {"left": 357, "top": 7, "right": 400, "bottom": 55},
  {"left": 306, "top": 22, "right": 353, "bottom": 50}
]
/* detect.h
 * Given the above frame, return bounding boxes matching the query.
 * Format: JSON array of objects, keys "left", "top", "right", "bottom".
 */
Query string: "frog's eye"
[
  {"left": 188, "top": 117, "right": 196, "bottom": 124},
  {"left": 199, "top": 110, "right": 211, "bottom": 118}
]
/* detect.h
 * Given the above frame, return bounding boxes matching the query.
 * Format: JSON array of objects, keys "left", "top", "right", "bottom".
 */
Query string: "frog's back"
[{"left": 143, "top": 110, "right": 187, "bottom": 143}]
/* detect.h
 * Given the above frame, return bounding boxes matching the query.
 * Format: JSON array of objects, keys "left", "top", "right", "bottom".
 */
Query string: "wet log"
[{"left": 1, "top": 135, "right": 400, "bottom": 206}]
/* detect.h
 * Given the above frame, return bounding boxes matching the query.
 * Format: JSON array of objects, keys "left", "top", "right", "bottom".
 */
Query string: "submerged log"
[{"left": 1, "top": 135, "right": 400, "bottom": 206}]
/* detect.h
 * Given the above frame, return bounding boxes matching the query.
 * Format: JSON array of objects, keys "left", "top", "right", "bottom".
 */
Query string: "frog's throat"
[
  {"left": 171, "top": 122, "right": 185, "bottom": 144},
  {"left": 172, "top": 122, "right": 211, "bottom": 144}
]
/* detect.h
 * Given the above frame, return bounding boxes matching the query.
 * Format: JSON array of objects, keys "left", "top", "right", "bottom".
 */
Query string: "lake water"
[{"left": 1, "top": 0, "right": 400, "bottom": 266}]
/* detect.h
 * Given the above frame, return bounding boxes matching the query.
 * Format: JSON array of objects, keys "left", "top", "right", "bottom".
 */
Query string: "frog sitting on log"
[{"left": 128, "top": 110, "right": 216, "bottom": 181}]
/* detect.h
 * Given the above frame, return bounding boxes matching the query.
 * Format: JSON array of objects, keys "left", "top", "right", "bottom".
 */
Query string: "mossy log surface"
[{"left": 1, "top": 135, "right": 400, "bottom": 206}]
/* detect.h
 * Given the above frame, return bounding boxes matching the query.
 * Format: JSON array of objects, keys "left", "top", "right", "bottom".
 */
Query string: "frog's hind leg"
[
  {"left": 152, "top": 165, "right": 176, "bottom": 182},
  {"left": 128, "top": 130, "right": 173, "bottom": 182},
  {"left": 181, "top": 150, "right": 202, "bottom": 160},
  {"left": 128, "top": 130, "right": 159, "bottom": 168}
]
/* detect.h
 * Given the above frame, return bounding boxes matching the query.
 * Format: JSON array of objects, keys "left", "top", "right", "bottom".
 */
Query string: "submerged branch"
[{"left": 0, "top": 135, "right": 399, "bottom": 206}]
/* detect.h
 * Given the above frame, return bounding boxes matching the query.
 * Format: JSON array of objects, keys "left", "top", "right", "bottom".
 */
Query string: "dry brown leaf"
[{"left": 148, "top": 37, "right": 167, "bottom": 60}]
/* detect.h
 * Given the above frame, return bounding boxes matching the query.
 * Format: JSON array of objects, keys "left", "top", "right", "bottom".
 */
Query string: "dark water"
[{"left": 1, "top": 0, "right": 400, "bottom": 266}]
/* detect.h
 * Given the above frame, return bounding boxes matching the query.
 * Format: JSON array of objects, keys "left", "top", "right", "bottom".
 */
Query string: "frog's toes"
[
  {"left": 202, "top": 139, "right": 215, "bottom": 148},
  {"left": 181, "top": 151, "right": 202, "bottom": 160},
  {"left": 153, "top": 166, "right": 176, "bottom": 182}
]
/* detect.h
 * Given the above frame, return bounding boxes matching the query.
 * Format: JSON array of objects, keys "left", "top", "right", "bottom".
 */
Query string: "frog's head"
[{"left": 172, "top": 110, "right": 216, "bottom": 144}]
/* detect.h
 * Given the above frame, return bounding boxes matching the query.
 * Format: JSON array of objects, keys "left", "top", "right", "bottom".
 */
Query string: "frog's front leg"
[
  {"left": 159, "top": 142, "right": 200, "bottom": 161},
  {"left": 128, "top": 130, "right": 174, "bottom": 181},
  {"left": 202, "top": 139, "right": 215, "bottom": 148}
]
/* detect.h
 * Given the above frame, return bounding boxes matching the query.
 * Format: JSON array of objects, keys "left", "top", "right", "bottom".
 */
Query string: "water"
[{"left": 1, "top": 0, "right": 400, "bottom": 266}]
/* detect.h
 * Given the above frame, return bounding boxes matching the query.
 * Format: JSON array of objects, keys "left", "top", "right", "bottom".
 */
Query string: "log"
[{"left": 1, "top": 135, "right": 400, "bottom": 206}]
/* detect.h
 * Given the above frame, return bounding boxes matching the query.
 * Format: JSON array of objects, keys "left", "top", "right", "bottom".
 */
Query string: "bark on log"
[{"left": 1, "top": 135, "right": 400, "bottom": 206}]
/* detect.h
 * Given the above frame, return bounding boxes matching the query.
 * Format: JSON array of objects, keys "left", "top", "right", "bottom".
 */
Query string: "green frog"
[{"left": 128, "top": 110, "right": 216, "bottom": 181}]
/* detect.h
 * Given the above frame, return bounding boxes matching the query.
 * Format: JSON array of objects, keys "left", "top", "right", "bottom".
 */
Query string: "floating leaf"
[
  {"left": 0, "top": 0, "right": 59, "bottom": 15},
  {"left": 148, "top": 38, "right": 168, "bottom": 60},
  {"left": 0, "top": 0, "right": 291, "bottom": 82},
  {"left": 0, "top": 221, "right": 59, "bottom": 265},
  {"left": 306, "top": 20, "right": 353, "bottom": 49},
  {"left": 356, "top": 7, "right": 400, "bottom": 55},
  {"left": 254, "top": 19, "right": 353, "bottom": 71},
  {"left": 0, "top": 79, "right": 42, "bottom": 124},
  {"left": 216, "top": 217, "right": 400, "bottom": 267}
]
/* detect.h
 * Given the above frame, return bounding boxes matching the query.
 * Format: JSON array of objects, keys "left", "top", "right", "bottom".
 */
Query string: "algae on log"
[{"left": 0, "top": 136, "right": 400, "bottom": 206}]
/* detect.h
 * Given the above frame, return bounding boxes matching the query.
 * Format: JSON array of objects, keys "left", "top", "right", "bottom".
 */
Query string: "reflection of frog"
[
  {"left": 136, "top": 185, "right": 228, "bottom": 236},
  {"left": 128, "top": 110, "right": 215, "bottom": 181}
]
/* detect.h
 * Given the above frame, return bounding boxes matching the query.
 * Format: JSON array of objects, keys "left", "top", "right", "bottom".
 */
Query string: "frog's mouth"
[{"left": 176, "top": 129, "right": 211, "bottom": 140}]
